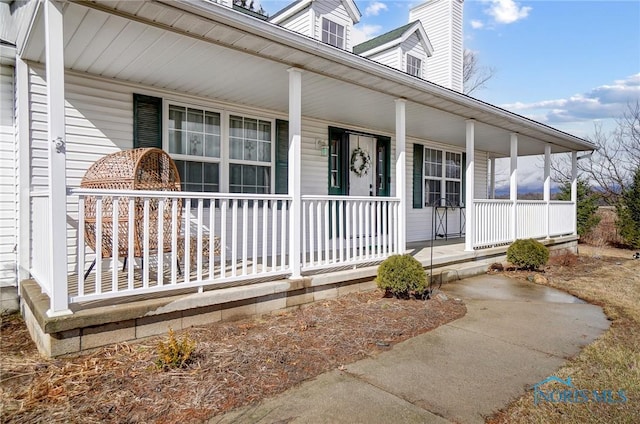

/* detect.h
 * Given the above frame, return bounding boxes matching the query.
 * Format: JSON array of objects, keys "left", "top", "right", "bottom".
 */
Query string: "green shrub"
[
  {"left": 155, "top": 328, "right": 196, "bottom": 370},
  {"left": 616, "top": 167, "right": 640, "bottom": 249},
  {"left": 506, "top": 239, "right": 550, "bottom": 271},
  {"left": 376, "top": 254, "right": 427, "bottom": 299}
]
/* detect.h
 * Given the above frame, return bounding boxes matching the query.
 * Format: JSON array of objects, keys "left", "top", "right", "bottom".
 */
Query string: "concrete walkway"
[{"left": 211, "top": 275, "right": 610, "bottom": 424}]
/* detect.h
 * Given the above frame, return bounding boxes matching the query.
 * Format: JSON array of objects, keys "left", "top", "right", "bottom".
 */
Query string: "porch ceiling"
[{"left": 20, "top": 0, "right": 594, "bottom": 157}]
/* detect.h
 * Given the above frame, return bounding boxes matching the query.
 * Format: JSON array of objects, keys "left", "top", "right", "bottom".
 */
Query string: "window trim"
[{"left": 163, "top": 100, "right": 277, "bottom": 194}]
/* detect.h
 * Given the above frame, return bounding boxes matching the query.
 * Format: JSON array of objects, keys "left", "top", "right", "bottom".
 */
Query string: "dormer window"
[
  {"left": 407, "top": 54, "right": 422, "bottom": 78},
  {"left": 322, "top": 18, "right": 345, "bottom": 49}
]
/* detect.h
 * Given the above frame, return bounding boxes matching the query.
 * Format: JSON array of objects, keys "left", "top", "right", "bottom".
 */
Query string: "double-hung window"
[
  {"left": 229, "top": 115, "right": 272, "bottom": 194},
  {"left": 423, "top": 148, "right": 442, "bottom": 206},
  {"left": 406, "top": 54, "right": 422, "bottom": 78},
  {"left": 414, "top": 145, "right": 463, "bottom": 208},
  {"left": 322, "top": 18, "right": 345, "bottom": 49},
  {"left": 445, "top": 152, "right": 462, "bottom": 206},
  {"left": 168, "top": 105, "right": 221, "bottom": 193}
]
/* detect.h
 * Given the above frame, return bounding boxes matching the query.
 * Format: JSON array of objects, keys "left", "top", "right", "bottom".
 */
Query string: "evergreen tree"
[
  {"left": 616, "top": 167, "right": 640, "bottom": 248},
  {"left": 558, "top": 178, "right": 601, "bottom": 237}
]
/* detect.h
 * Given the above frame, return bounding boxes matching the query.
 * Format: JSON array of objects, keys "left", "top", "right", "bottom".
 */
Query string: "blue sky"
[{"left": 259, "top": 0, "right": 640, "bottom": 189}]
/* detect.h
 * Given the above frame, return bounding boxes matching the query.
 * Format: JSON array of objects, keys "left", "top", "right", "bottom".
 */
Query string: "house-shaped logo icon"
[{"left": 533, "top": 376, "right": 573, "bottom": 390}]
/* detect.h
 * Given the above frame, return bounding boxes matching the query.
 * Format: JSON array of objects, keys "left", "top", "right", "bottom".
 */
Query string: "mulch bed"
[{"left": 0, "top": 289, "right": 465, "bottom": 424}]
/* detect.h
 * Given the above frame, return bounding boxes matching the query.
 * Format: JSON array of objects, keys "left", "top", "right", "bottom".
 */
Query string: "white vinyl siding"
[
  {"left": 0, "top": 64, "right": 16, "bottom": 287},
  {"left": 368, "top": 47, "right": 401, "bottom": 70},
  {"left": 278, "top": 5, "right": 313, "bottom": 37},
  {"left": 410, "top": 0, "right": 463, "bottom": 91}
]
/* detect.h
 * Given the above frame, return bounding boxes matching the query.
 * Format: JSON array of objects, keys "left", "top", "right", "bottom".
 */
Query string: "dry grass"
[
  {"left": 0, "top": 289, "right": 465, "bottom": 423},
  {"left": 581, "top": 207, "right": 626, "bottom": 247},
  {"left": 489, "top": 245, "right": 640, "bottom": 423}
]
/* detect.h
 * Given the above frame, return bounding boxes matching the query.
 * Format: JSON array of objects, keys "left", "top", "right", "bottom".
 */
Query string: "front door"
[{"left": 328, "top": 127, "right": 390, "bottom": 197}]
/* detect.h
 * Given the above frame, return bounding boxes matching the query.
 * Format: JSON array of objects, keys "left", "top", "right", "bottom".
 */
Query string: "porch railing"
[
  {"left": 516, "top": 200, "right": 547, "bottom": 239},
  {"left": 72, "top": 189, "right": 293, "bottom": 303},
  {"left": 473, "top": 199, "right": 513, "bottom": 248},
  {"left": 301, "top": 196, "right": 402, "bottom": 270},
  {"left": 549, "top": 201, "right": 576, "bottom": 236},
  {"left": 472, "top": 199, "right": 575, "bottom": 249}
]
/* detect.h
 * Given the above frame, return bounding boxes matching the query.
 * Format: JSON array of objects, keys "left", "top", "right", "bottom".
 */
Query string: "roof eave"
[{"left": 158, "top": 0, "right": 595, "bottom": 152}]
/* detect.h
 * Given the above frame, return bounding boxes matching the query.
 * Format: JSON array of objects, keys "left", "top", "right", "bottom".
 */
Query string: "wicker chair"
[{"left": 81, "top": 148, "right": 182, "bottom": 276}]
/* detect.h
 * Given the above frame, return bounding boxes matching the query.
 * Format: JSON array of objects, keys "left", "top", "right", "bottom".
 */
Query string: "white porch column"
[
  {"left": 510, "top": 133, "right": 518, "bottom": 241},
  {"left": 571, "top": 151, "right": 578, "bottom": 236},
  {"left": 464, "top": 120, "right": 475, "bottom": 251},
  {"left": 544, "top": 144, "right": 551, "bottom": 238},
  {"left": 489, "top": 156, "right": 496, "bottom": 199},
  {"left": 395, "top": 99, "right": 406, "bottom": 254},
  {"left": 16, "top": 57, "right": 31, "bottom": 282},
  {"left": 288, "top": 68, "right": 302, "bottom": 278},
  {"left": 45, "top": 0, "right": 70, "bottom": 316}
]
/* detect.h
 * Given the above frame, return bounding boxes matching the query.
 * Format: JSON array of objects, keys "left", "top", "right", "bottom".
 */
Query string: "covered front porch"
[{"left": 15, "top": 1, "right": 591, "bottom": 355}]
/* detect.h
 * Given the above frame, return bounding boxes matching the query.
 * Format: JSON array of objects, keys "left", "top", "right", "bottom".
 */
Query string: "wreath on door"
[{"left": 350, "top": 147, "right": 372, "bottom": 177}]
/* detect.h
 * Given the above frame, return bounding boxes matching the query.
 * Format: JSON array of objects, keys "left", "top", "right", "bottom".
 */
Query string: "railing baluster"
[
  {"left": 127, "top": 197, "right": 135, "bottom": 290},
  {"left": 220, "top": 199, "right": 227, "bottom": 279},
  {"left": 77, "top": 196, "right": 85, "bottom": 297},
  {"left": 324, "top": 200, "right": 330, "bottom": 265},
  {"left": 261, "top": 201, "right": 268, "bottom": 274},
  {"left": 231, "top": 199, "right": 238, "bottom": 277},
  {"left": 95, "top": 198, "right": 102, "bottom": 294},
  {"left": 252, "top": 200, "right": 258, "bottom": 274},
  {"left": 270, "top": 200, "right": 277, "bottom": 272},
  {"left": 111, "top": 196, "right": 119, "bottom": 292},
  {"left": 280, "top": 201, "right": 287, "bottom": 271},
  {"left": 171, "top": 198, "right": 178, "bottom": 285},
  {"left": 197, "top": 199, "right": 204, "bottom": 281},
  {"left": 157, "top": 198, "right": 164, "bottom": 287},
  {"left": 143, "top": 198, "right": 150, "bottom": 288},
  {"left": 331, "top": 200, "right": 337, "bottom": 264},
  {"left": 209, "top": 200, "right": 216, "bottom": 279},
  {"left": 242, "top": 199, "right": 248, "bottom": 275},
  {"left": 183, "top": 198, "right": 191, "bottom": 284}
]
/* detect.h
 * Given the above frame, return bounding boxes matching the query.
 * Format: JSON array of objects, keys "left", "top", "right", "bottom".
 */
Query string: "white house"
[{"left": 0, "top": 0, "right": 594, "bottom": 357}]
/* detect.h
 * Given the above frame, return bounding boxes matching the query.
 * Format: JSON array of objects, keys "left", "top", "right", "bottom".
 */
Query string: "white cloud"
[
  {"left": 484, "top": 0, "right": 532, "bottom": 24},
  {"left": 471, "top": 20, "right": 485, "bottom": 29},
  {"left": 365, "top": 1, "right": 388, "bottom": 17},
  {"left": 500, "top": 73, "right": 640, "bottom": 124},
  {"left": 351, "top": 24, "right": 383, "bottom": 46}
]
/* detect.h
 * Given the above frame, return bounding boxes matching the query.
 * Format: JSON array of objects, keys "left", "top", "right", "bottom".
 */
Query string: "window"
[
  {"left": 168, "top": 105, "right": 221, "bottom": 192},
  {"left": 163, "top": 101, "right": 277, "bottom": 195},
  {"left": 445, "top": 152, "right": 462, "bottom": 206},
  {"left": 407, "top": 54, "right": 422, "bottom": 78},
  {"left": 322, "top": 18, "right": 345, "bottom": 49},
  {"left": 416, "top": 146, "right": 463, "bottom": 208},
  {"left": 423, "top": 148, "right": 442, "bottom": 206},
  {"left": 228, "top": 115, "right": 272, "bottom": 194}
]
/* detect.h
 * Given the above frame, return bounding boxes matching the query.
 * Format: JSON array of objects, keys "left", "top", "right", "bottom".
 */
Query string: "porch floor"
[{"left": 20, "top": 235, "right": 579, "bottom": 357}]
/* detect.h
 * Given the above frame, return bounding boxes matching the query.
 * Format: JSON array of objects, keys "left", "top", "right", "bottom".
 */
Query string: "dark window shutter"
[
  {"left": 461, "top": 152, "right": 467, "bottom": 206},
  {"left": 275, "top": 119, "right": 289, "bottom": 194},
  {"left": 413, "top": 144, "right": 423, "bottom": 208},
  {"left": 133, "top": 94, "right": 162, "bottom": 149}
]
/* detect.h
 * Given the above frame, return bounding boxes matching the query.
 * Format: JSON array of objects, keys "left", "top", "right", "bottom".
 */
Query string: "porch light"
[{"left": 316, "top": 139, "right": 329, "bottom": 156}]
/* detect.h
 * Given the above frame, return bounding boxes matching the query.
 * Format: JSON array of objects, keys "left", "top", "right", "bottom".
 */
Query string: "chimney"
[{"left": 409, "top": 0, "right": 464, "bottom": 92}]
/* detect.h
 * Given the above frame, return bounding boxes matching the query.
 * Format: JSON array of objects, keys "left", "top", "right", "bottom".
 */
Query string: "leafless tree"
[
  {"left": 463, "top": 49, "right": 496, "bottom": 95},
  {"left": 551, "top": 101, "right": 640, "bottom": 205}
]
